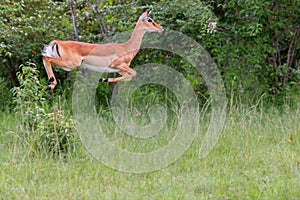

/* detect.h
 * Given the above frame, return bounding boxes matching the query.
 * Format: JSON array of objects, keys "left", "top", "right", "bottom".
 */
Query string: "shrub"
[{"left": 10, "top": 63, "right": 78, "bottom": 156}]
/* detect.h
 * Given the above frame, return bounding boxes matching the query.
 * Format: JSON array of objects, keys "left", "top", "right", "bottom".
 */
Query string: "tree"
[
  {"left": 204, "top": 0, "right": 299, "bottom": 102},
  {"left": 1, "top": 0, "right": 299, "bottom": 108},
  {"left": 0, "top": 0, "right": 74, "bottom": 88}
]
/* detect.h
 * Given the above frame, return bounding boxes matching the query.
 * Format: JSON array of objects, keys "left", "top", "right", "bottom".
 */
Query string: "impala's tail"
[{"left": 42, "top": 41, "right": 60, "bottom": 58}]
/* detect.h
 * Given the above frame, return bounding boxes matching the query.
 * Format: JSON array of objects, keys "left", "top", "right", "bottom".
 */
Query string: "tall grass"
[
  {"left": 0, "top": 63, "right": 299, "bottom": 199},
  {"left": 1, "top": 97, "right": 300, "bottom": 199}
]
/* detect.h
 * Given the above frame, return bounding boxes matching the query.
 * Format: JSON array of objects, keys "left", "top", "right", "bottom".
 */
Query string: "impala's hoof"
[
  {"left": 99, "top": 78, "right": 108, "bottom": 82},
  {"left": 45, "top": 85, "right": 52, "bottom": 91},
  {"left": 45, "top": 84, "right": 55, "bottom": 90}
]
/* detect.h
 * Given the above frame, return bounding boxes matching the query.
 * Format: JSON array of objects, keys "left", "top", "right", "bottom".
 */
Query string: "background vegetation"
[{"left": 0, "top": 0, "right": 299, "bottom": 199}]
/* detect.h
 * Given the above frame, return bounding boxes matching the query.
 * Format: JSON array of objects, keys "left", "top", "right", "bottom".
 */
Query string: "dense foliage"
[{"left": 0, "top": 0, "right": 299, "bottom": 109}]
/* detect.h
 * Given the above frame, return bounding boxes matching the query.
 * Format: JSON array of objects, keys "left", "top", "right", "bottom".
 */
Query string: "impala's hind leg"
[{"left": 43, "top": 57, "right": 57, "bottom": 90}]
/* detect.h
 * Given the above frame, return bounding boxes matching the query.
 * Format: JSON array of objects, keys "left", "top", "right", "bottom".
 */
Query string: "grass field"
[{"left": 1, "top": 103, "right": 300, "bottom": 199}]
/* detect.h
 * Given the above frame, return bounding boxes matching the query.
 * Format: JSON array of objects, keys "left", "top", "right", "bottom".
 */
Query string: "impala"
[{"left": 42, "top": 10, "right": 163, "bottom": 90}]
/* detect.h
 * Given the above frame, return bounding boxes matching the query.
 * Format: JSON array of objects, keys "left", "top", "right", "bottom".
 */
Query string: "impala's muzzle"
[
  {"left": 158, "top": 28, "right": 164, "bottom": 33},
  {"left": 153, "top": 22, "right": 164, "bottom": 33}
]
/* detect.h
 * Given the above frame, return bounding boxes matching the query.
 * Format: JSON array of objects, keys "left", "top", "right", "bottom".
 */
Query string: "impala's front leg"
[
  {"left": 43, "top": 57, "right": 57, "bottom": 90},
  {"left": 99, "top": 63, "right": 137, "bottom": 83}
]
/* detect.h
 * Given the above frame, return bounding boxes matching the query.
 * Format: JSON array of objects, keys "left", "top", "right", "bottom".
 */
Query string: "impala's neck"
[{"left": 124, "top": 21, "right": 146, "bottom": 56}]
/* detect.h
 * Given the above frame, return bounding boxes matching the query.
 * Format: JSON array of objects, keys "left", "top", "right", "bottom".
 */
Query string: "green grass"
[{"left": 1, "top": 104, "right": 300, "bottom": 199}]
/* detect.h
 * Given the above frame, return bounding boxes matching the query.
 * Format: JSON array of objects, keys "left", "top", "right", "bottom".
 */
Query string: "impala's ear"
[
  {"left": 140, "top": 10, "right": 150, "bottom": 21},
  {"left": 141, "top": 9, "right": 151, "bottom": 21}
]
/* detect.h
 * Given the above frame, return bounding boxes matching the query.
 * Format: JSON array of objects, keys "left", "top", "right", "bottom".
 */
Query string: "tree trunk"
[
  {"left": 85, "top": 0, "right": 108, "bottom": 39},
  {"left": 68, "top": 0, "right": 79, "bottom": 41},
  {"left": 283, "top": 28, "right": 300, "bottom": 86}
]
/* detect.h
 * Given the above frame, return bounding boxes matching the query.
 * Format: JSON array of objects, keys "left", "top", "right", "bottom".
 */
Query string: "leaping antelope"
[{"left": 42, "top": 10, "right": 163, "bottom": 90}]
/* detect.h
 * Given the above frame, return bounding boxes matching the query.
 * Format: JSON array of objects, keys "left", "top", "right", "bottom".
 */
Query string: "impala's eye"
[{"left": 148, "top": 18, "right": 153, "bottom": 23}]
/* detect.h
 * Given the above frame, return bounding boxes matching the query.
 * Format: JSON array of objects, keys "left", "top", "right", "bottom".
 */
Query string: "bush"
[{"left": 10, "top": 63, "right": 78, "bottom": 156}]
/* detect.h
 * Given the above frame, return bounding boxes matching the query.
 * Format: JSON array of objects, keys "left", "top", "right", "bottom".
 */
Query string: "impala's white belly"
[{"left": 81, "top": 63, "right": 120, "bottom": 73}]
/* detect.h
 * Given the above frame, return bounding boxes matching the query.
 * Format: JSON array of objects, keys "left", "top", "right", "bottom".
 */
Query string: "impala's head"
[{"left": 138, "top": 10, "right": 164, "bottom": 33}]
